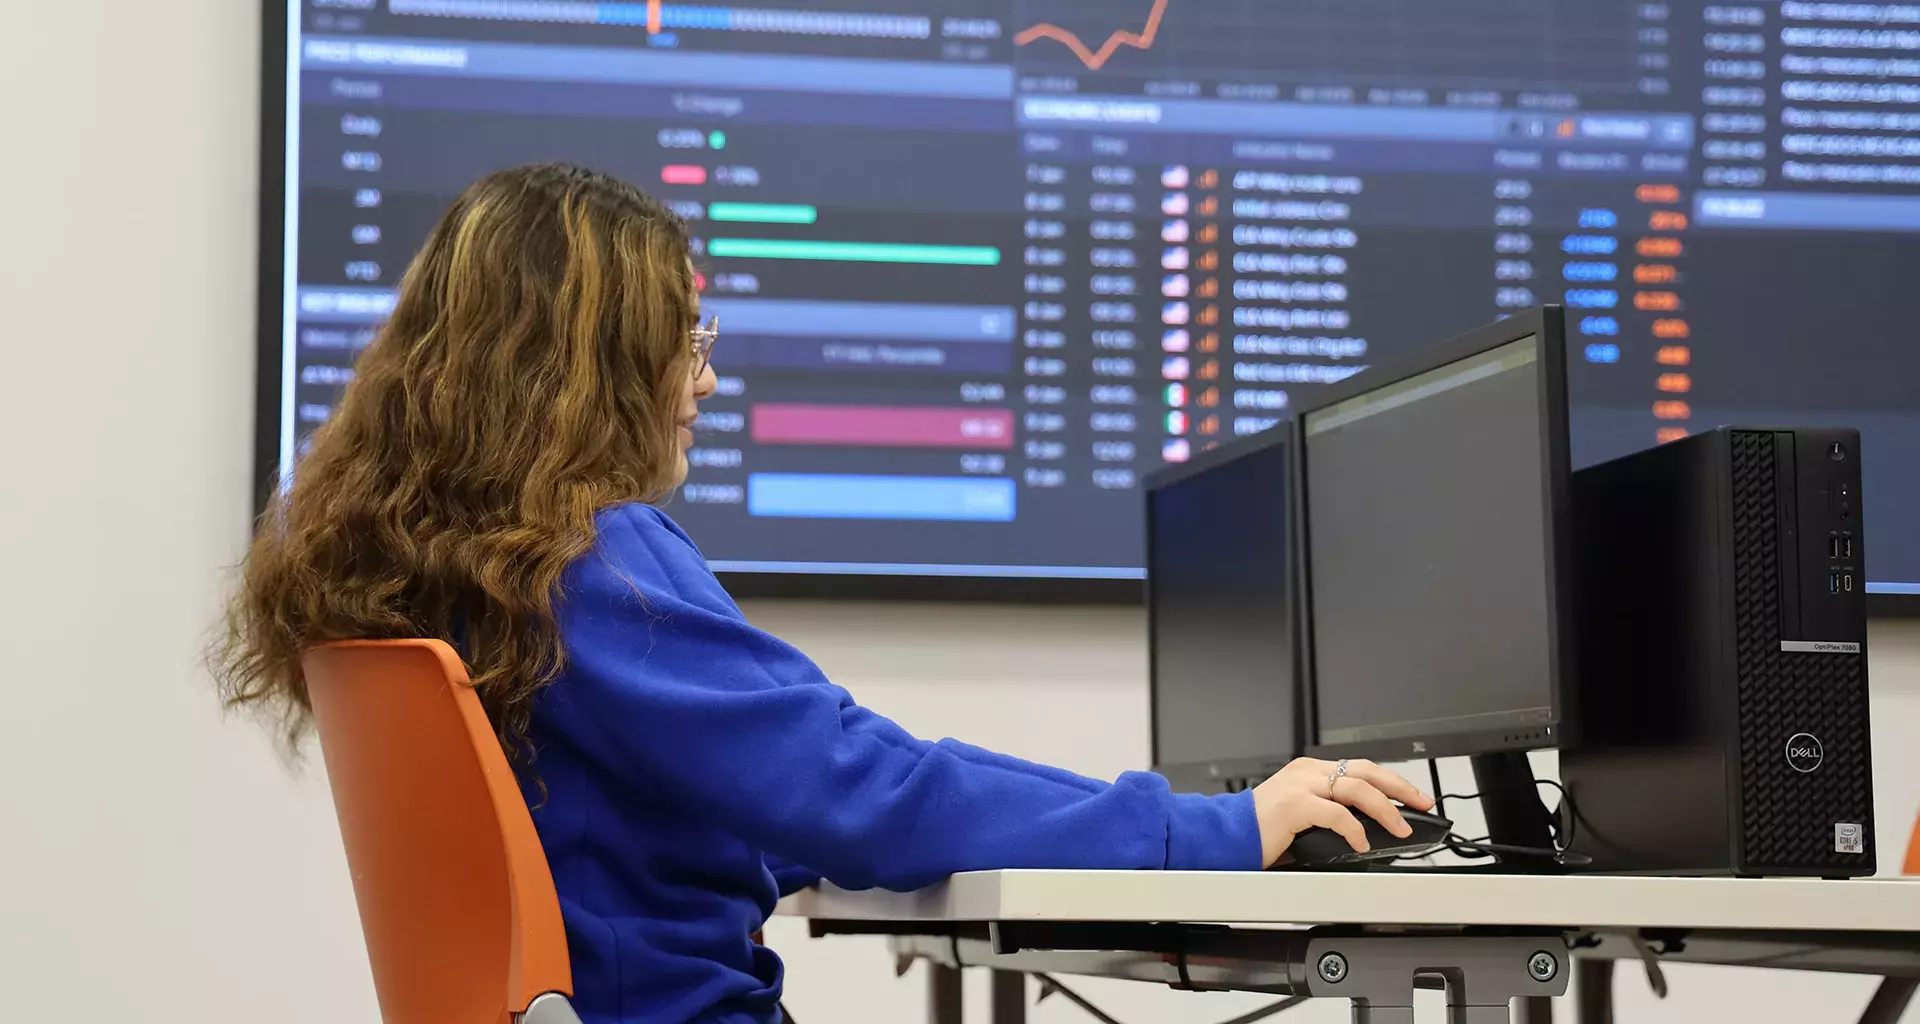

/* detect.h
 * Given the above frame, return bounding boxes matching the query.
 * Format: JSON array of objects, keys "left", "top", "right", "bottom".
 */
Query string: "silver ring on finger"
[{"left": 1327, "top": 757, "right": 1350, "bottom": 798}]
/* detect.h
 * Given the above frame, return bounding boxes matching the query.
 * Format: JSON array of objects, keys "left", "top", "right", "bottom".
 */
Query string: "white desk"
[
  {"left": 786, "top": 870, "right": 1920, "bottom": 931},
  {"left": 778, "top": 871, "right": 1920, "bottom": 1024}
]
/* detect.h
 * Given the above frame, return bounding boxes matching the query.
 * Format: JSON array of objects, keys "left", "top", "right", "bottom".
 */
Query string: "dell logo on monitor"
[{"left": 1785, "top": 733, "right": 1824, "bottom": 773}]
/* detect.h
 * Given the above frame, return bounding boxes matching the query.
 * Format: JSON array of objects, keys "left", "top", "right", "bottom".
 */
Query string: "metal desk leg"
[
  {"left": 992, "top": 970, "right": 1027, "bottom": 1024},
  {"left": 1575, "top": 960, "right": 1614, "bottom": 1024},
  {"left": 1858, "top": 978, "right": 1918, "bottom": 1024},
  {"left": 929, "top": 963, "right": 964, "bottom": 1024}
]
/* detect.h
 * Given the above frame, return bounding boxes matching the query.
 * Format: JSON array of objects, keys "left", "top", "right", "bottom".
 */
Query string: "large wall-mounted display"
[{"left": 261, "top": 0, "right": 1920, "bottom": 606}]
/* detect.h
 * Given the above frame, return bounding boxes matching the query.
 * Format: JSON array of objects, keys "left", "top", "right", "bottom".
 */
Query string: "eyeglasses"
[{"left": 690, "top": 315, "right": 719, "bottom": 377}]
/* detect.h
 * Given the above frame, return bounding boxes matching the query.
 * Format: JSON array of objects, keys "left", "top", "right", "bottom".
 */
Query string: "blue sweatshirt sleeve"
[
  {"left": 541, "top": 504, "right": 1264, "bottom": 891},
  {"left": 763, "top": 853, "right": 822, "bottom": 897}
]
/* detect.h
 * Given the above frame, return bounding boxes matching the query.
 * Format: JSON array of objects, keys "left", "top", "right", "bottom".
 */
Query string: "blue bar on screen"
[
  {"left": 747, "top": 474, "right": 1016, "bottom": 522},
  {"left": 1695, "top": 190, "right": 1920, "bottom": 233}
]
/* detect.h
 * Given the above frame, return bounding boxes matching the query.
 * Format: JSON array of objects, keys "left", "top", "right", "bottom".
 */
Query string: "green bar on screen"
[
  {"left": 706, "top": 239, "right": 1001, "bottom": 265},
  {"left": 706, "top": 203, "right": 819, "bottom": 224}
]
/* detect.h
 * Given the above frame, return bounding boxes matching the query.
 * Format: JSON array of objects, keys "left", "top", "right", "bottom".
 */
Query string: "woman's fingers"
[
  {"left": 1341, "top": 759, "right": 1435, "bottom": 811},
  {"left": 1300, "top": 798, "right": 1370, "bottom": 853},
  {"left": 1332, "top": 776, "right": 1412, "bottom": 838},
  {"left": 1259, "top": 757, "right": 1439, "bottom": 864}
]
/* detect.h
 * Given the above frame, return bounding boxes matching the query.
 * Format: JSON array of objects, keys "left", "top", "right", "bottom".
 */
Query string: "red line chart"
[{"left": 1012, "top": 0, "right": 1172, "bottom": 71}]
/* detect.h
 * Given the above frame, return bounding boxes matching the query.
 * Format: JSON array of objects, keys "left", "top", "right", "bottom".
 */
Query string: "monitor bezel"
[
  {"left": 252, "top": 0, "right": 293, "bottom": 521},
  {"left": 1144, "top": 423, "right": 1302, "bottom": 789},
  {"left": 1295, "top": 305, "right": 1574, "bottom": 761}
]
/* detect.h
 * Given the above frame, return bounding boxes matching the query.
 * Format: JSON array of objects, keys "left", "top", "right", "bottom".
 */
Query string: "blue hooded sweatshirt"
[{"left": 524, "top": 503, "right": 1263, "bottom": 1023}]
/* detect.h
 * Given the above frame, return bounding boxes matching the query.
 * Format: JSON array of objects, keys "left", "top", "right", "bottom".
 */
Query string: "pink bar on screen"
[
  {"left": 660, "top": 164, "right": 708, "bottom": 185},
  {"left": 752, "top": 404, "right": 1014, "bottom": 448}
]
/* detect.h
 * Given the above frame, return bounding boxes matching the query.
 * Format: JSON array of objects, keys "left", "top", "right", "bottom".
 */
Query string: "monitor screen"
[
  {"left": 1304, "top": 335, "right": 1557, "bottom": 750},
  {"left": 1147, "top": 434, "right": 1295, "bottom": 783},
  {"left": 267, "top": 0, "right": 1920, "bottom": 595}
]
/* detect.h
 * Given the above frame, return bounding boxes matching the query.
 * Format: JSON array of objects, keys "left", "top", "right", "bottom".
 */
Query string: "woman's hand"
[{"left": 1250, "top": 758, "right": 1435, "bottom": 866}]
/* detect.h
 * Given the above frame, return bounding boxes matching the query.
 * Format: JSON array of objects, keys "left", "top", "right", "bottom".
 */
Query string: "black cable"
[
  {"left": 1443, "top": 836, "right": 1495, "bottom": 860},
  {"left": 1446, "top": 835, "right": 1593, "bottom": 866},
  {"left": 1035, "top": 973, "right": 1308, "bottom": 1024},
  {"left": 1535, "top": 777, "right": 1577, "bottom": 851},
  {"left": 1413, "top": 761, "right": 1589, "bottom": 864},
  {"left": 1447, "top": 836, "right": 1560, "bottom": 860},
  {"left": 1432, "top": 771, "right": 1581, "bottom": 853},
  {"left": 1428, "top": 759, "right": 1447, "bottom": 820},
  {"left": 1427, "top": 793, "right": 1562, "bottom": 847}
]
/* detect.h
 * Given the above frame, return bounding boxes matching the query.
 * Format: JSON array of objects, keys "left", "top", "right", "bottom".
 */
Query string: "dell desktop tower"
[{"left": 1563, "top": 426, "right": 1874, "bottom": 877}]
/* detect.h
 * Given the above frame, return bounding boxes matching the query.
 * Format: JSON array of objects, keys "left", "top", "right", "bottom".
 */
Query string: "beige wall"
[
  {"left": 2, "top": 2, "right": 1914, "bottom": 1021},
  {"left": 0, "top": 3, "right": 376, "bottom": 1019}
]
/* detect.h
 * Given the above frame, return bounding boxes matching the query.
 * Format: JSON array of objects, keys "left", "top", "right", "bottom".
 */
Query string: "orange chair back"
[{"left": 305, "top": 639, "right": 571, "bottom": 1024}]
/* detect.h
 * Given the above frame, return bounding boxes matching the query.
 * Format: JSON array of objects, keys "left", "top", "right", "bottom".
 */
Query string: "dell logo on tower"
[{"left": 1785, "top": 733, "right": 1824, "bottom": 773}]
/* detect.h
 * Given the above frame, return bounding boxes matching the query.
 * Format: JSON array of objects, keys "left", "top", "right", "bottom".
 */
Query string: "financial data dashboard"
[{"left": 266, "top": 0, "right": 1920, "bottom": 599}]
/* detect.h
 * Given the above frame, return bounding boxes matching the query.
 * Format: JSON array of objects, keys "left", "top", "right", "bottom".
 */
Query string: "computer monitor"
[
  {"left": 1298, "top": 306, "right": 1574, "bottom": 763},
  {"left": 1145, "top": 427, "right": 1299, "bottom": 794}
]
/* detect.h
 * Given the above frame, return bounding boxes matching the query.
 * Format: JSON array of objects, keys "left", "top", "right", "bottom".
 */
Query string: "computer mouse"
[{"left": 1274, "top": 806, "right": 1453, "bottom": 868}]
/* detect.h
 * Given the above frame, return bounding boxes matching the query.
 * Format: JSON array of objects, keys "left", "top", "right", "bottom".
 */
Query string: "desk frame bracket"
[
  {"left": 981, "top": 923, "right": 1567, "bottom": 1024},
  {"left": 1298, "top": 933, "right": 1569, "bottom": 1023}
]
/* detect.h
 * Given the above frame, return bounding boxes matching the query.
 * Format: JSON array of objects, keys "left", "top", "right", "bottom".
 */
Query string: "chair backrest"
[{"left": 304, "top": 639, "right": 571, "bottom": 1024}]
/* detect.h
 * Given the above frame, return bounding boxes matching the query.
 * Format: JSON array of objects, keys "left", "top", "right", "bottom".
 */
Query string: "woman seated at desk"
[{"left": 214, "top": 162, "right": 1431, "bottom": 1024}]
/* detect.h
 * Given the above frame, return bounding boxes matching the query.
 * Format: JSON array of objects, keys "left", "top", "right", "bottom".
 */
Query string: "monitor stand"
[{"left": 1470, "top": 752, "right": 1560, "bottom": 868}]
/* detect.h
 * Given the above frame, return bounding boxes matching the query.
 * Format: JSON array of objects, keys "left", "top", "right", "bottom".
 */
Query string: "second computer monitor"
[
  {"left": 1299, "top": 306, "right": 1573, "bottom": 761},
  {"left": 1146, "top": 427, "right": 1298, "bottom": 793}
]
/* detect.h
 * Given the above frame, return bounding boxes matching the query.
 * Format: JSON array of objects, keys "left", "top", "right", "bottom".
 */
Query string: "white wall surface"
[
  {"left": 2, "top": 2, "right": 1914, "bottom": 1022},
  {"left": 0, "top": 3, "right": 378, "bottom": 1021}
]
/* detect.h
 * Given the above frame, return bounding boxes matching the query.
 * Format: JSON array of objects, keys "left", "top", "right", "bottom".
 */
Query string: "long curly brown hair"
[{"left": 215, "top": 163, "right": 697, "bottom": 759}]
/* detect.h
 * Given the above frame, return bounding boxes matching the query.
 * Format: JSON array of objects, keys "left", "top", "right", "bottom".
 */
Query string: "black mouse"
[{"left": 1274, "top": 806, "right": 1453, "bottom": 868}]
